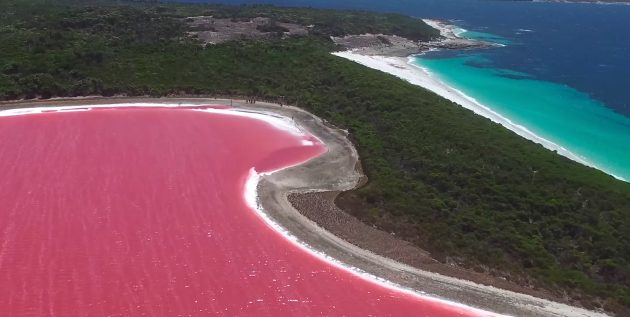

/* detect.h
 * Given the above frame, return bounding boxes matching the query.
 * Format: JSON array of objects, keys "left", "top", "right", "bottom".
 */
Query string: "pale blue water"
[
  {"left": 178, "top": 0, "right": 630, "bottom": 180},
  {"left": 413, "top": 53, "right": 630, "bottom": 180}
]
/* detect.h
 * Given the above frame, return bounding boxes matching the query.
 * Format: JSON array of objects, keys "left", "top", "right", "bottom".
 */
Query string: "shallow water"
[
  {"left": 414, "top": 45, "right": 630, "bottom": 181},
  {"left": 0, "top": 107, "right": 491, "bottom": 316}
]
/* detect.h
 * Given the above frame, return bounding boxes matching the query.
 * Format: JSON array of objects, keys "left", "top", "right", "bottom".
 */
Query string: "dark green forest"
[{"left": 0, "top": 0, "right": 629, "bottom": 314}]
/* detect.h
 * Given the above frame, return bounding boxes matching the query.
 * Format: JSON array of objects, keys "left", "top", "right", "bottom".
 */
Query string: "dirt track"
[{"left": 0, "top": 97, "right": 610, "bottom": 317}]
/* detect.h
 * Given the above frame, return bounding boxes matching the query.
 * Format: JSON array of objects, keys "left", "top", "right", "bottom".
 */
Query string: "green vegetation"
[
  {"left": 172, "top": 4, "right": 440, "bottom": 41},
  {"left": 256, "top": 20, "right": 290, "bottom": 34},
  {"left": 0, "top": 0, "right": 629, "bottom": 314}
]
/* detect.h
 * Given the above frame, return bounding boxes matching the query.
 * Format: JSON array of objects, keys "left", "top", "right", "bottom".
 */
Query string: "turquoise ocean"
[{"left": 413, "top": 30, "right": 630, "bottom": 181}]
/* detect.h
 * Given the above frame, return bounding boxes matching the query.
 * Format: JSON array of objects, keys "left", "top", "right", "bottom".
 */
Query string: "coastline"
[
  {"left": 330, "top": 51, "right": 626, "bottom": 182},
  {"left": 331, "top": 17, "right": 628, "bottom": 182},
  {"left": 0, "top": 97, "right": 612, "bottom": 317},
  {"left": 329, "top": 19, "right": 497, "bottom": 57},
  {"left": 423, "top": 19, "right": 467, "bottom": 38}
]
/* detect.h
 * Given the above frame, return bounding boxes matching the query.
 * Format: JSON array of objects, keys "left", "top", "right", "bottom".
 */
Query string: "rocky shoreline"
[{"left": 331, "top": 19, "right": 498, "bottom": 57}]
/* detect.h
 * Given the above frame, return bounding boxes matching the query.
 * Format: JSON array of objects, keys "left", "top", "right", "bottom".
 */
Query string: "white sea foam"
[
  {"left": 422, "top": 19, "right": 451, "bottom": 37},
  {"left": 332, "top": 51, "right": 625, "bottom": 181},
  {"left": 423, "top": 19, "right": 468, "bottom": 38},
  {"left": 453, "top": 27, "right": 468, "bottom": 37}
]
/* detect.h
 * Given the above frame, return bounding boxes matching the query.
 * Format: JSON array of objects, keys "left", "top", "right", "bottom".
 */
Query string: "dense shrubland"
[{"left": 0, "top": 0, "right": 629, "bottom": 313}]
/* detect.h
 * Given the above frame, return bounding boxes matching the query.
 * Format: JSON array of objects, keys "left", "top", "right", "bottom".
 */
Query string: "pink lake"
[{"left": 0, "top": 106, "right": 492, "bottom": 316}]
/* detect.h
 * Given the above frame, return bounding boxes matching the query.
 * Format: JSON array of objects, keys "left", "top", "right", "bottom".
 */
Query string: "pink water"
[{"left": 0, "top": 107, "right": 487, "bottom": 316}]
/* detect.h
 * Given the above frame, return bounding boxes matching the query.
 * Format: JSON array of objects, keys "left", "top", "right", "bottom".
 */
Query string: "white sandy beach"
[{"left": 332, "top": 51, "right": 597, "bottom": 169}]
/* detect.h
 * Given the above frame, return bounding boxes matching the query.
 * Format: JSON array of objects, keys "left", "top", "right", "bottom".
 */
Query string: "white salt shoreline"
[
  {"left": 0, "top": 103, "right": 305, "bottom": 137},
  {"left": 332, "top": 50, "right": 625, "bottom": 181},
  {"left": 244, "top": 168, "right": 509, "bottom": 317}
]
